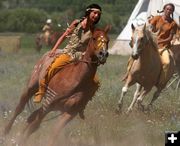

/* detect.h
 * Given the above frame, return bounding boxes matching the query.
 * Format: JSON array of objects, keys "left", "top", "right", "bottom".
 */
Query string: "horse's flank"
[{"left": 43, "top": 39, "right": 101, "bottom": 112}]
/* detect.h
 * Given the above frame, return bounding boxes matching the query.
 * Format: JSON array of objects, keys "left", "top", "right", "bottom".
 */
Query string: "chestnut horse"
[
  {"left": 117, "top": 24, "right": 175, "bottom": 114},
  {"left": 4, "top": 26, "right": 110, "bottom": 146}
]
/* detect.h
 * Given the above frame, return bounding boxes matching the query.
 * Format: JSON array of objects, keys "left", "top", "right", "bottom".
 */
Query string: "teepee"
[{"left": 109, "top": 0, "right": 180, "bottom": 55}]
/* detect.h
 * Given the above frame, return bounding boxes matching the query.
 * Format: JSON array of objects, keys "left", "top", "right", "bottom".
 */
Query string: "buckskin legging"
[
  {"left": 158, "top": 48, "right": 171, "bottom": 85},
  {"left": 39, "top": 53, "right": 99, "bottom": 88}
]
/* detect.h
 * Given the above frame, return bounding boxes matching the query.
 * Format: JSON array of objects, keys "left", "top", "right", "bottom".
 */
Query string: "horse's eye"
[{"left": 93, "top": 38, "right": 96, "bottom": 41}]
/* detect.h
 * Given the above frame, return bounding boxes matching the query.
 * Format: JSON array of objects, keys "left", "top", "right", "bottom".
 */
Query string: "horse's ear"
[
  {"left": 143, "top": 23, "right": 146, "bottom": 31},
  {"left": 131, "top": 23, "right": 135, "bottom": 31},
  {"left": 104, "top": 25, "right": 111, "bottom": 33}
]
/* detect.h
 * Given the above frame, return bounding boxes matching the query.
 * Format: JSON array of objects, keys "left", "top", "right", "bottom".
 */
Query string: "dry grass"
[
  {"left": 0, "top": 37, "right": 180, "bottom": 146},
  {"left": 0, "top": 36, "right": 21, "bottom": 53}
]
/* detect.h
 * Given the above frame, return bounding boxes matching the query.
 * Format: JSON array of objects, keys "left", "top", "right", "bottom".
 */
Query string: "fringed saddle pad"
[{"left": 42, "top": 86, "right": 57, "bottom": 112}]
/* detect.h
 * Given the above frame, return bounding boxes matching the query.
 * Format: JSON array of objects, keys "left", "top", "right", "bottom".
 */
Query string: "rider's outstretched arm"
[{"left": 49, "top": 20, "right": 79, "bottom": 57}]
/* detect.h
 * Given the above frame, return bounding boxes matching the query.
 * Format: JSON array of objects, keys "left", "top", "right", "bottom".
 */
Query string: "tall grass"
[{"left": 0, "top": 34, "right": 180, "bottom": 146}]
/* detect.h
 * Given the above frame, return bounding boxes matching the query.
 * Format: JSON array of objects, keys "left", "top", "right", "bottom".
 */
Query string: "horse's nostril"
[
  {"left": 132, "top": 54, "right": 138, "bottom": 60},
  {"left": 105, "top": 52, "right": 109, "bottom": 57},
  {"left": 99, "top": 51, "right": 103, "bottom": 55}
]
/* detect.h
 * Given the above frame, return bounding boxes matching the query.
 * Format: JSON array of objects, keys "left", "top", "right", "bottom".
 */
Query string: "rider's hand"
[{"left": 49, "top": 50, "right": 56, "bottom": 57}]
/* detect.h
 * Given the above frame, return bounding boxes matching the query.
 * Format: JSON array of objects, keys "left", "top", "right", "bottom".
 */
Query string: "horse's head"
[
  {"left": 89, "top": 25, "right": 110, "bottom": 65},
  {"left": 130, "top": 23, "right": 149, "bottom": 59}
]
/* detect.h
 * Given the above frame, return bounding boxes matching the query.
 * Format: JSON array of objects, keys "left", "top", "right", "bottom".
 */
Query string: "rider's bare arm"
[
  {"left": 49, "top": 19, "right": 79, "bottom": 56},
  {"left": 158, "top": 23, "right": 177, "bottom": 45},
  {"left": 158, "top": 33, "right": 173, "bottom": 44}
]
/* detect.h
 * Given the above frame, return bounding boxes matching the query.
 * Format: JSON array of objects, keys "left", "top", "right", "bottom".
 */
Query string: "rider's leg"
[
  {"left": 47, "top": 54, "right": 72, "bottom": 81},
  {"left": 33, "top": 54, "right": 72, "bottom": 103},
  {"left": 159, "top": 49, "right": 170, "bottom": 85},
  {"left": 33, "top": 79, "right": 46, "bottom": 103}
]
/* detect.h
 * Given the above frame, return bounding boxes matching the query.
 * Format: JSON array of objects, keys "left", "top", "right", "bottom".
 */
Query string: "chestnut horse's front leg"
[
  {"left": 18, "top": 107, "right": 47, "bottom": 146},
  {"left": 4, "top": 85, "right": 38, "bottom": 135},
  {"left": 47, "top": 112, "right": 77, "bottom": 146}
]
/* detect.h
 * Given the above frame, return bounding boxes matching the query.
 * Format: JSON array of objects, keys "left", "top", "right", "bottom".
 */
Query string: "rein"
[
  {"left": 78, "top": 59, "right": 99, "bottom": 65},
  {"left": 77, "top": 35, "right": 105, "bottom": 66}
]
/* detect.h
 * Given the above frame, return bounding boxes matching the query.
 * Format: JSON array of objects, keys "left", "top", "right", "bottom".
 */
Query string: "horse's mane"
[
  {"left": 145, "top": 26, "right": 159, "bottom": 50},
  {"left": 92, "top": 28, "right": 104, "bottom": 34}
]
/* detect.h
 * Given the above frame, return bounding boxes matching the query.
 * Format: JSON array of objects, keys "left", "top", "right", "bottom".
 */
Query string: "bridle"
[
  {"left": 78, "top": 59, "right": 99, "bottom": 65},
  {"left": 79, "top": 33, "right": 109, "bottom": 66},
  {"left": 131, "top": 26, "right": 149, "bottom": 59}
]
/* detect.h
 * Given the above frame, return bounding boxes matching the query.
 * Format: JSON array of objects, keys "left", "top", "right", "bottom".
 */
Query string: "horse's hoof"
[
  {"left": 3, "top": 126, "right": 10, "bottom": 136},
  {"left": 115, "top": 106, "right": 122, "bottom": 115},
  {"left": 0, "top": 136, "right": 5, "bottom": 145},
  {"left": 137, "top": 104, "right": 145, "bottom": 112},
  {"left": 118, "top": 102, "right": 123, "bottom": 109},
  {"left": 79, "top": 112, "right": 85, "bottom": 120},
  {"left": 143, "top": 104, "right": 153, "bottom": 114},
  {"left": 146, "top": 104, "right": 153, "bottom": 111},
  {"left": 137, "top": 98, "right": 144, "bottom": 111},
  {"left": 126, "top": 108, "right": 132, "bottom": 115}
]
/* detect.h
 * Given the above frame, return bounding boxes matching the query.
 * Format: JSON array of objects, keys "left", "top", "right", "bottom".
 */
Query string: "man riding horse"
[{"left": 42, "top": 19, "right": 53, "bottom": 46}]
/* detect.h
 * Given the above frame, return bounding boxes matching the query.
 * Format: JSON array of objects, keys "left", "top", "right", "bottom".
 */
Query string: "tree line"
[{"left": 0, "top": 0, "right": 138, "bottom": 34}]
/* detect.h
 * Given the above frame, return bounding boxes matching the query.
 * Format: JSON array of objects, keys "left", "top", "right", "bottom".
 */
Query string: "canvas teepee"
[{"left": 109, "top": 0, "right": 180, "bottom": 55}]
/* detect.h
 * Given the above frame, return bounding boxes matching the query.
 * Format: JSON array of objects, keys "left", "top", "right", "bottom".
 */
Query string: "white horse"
[{"left": 117, "top": 23, "right": 175, "bottom": 114}]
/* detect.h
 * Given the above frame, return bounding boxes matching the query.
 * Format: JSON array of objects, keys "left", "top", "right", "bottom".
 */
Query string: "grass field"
[{"left": 0, "top": 34, "right": 180, "bottom": 146}]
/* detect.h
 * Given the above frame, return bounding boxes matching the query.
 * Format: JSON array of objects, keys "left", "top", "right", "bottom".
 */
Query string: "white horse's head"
[{"left": 130, "top": 23, "right": 148, "bottom": 59}]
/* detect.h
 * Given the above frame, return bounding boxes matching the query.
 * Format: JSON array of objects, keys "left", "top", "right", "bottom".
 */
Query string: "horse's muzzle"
[
  {"left": 131, "top": 54, "right": 139, "bottom": 60},
  {"left": 98, "top": 50, "right": 109, "bottom": 64}
]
